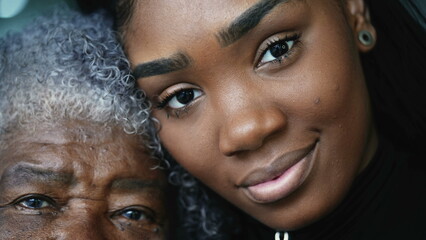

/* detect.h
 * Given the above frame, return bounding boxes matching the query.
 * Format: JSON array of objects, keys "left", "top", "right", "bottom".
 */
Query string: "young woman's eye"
[
  {"left": 257, "top": 33, "right": 301, "bottom": 67},
  {"left": 158, "top": 88, "right": 202, "bottom": 109},
  {"left": 261, "top": 39, "right": 296, "bottom": 64},
  {"left": 15, "top": 194, "right": 54, "bottom": 209}
]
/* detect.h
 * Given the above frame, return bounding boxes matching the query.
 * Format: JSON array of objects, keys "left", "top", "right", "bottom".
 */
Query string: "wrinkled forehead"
[
  {"left": 0, "top": 121, "right": 162, "bottom": 184},
  {"left": 7, "top": 121, "right": 120, "bottom": 145},
  {"left": 0, "top": 120, "right": 145, "bottom": 166}
]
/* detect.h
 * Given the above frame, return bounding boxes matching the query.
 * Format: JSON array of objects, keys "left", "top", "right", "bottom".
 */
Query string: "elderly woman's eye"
[
  {"left": 15, "top": 194, "right": 54, "bottom": 209},
  {"left": 114, "top": 206, "right": 156, "bottom": 222},
  {"left": 122, "top": 209, "right": 149, "bottom": 221}
]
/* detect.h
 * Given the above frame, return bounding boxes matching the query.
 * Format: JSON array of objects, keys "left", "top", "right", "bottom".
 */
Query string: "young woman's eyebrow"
[
  {"left": 132, "top": 52, "right": 191, "bottom": 79},
  {"left": 216, "top": 0, "right": 291, "bottom": 47}
]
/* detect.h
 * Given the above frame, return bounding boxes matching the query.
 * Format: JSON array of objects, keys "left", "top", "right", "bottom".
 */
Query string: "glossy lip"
[{"left": 238, "top": 141, "right": 318, "bottom": 203}]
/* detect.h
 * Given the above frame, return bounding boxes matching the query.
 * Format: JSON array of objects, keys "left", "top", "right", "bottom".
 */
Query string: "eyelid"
[
  {"left": 156, "top": 88, "right": 185, "bottom": 109},
  {"left": 14, "top": 194, "right": 54, "bottom": 203}
]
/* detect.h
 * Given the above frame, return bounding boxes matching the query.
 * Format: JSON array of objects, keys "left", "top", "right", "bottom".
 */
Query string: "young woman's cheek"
[{"left": 155, "top": 103, "right": 215, "bottom": 161}]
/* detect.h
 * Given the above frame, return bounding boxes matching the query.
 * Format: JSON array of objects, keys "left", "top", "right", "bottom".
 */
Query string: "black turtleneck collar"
[
  {"left": 289, "top": 137, "right": 395, "bottom": 239},
  {"left": 240, "top": 136, "right": 426, "bottom": 240}
]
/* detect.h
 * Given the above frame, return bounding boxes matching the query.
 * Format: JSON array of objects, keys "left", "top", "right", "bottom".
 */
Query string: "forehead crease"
[
  {"left": 111, "top": 178, "right": 165, "bottom": 191},
  {"left": 1, "top": 164, "right": 75, "bottom": 185}
]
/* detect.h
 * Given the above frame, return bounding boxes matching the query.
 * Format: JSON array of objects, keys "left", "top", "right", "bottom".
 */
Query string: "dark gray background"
[{"left": 0, "top": 0, "right": 77, "bottom": 37}]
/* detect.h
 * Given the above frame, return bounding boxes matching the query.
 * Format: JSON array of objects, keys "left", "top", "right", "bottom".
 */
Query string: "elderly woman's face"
[
  {"left": 125, "top": 0, "right": 377, "bottom": 230},
  {"left": 0, "top": 121, "right": 168, "bottom": 239}
]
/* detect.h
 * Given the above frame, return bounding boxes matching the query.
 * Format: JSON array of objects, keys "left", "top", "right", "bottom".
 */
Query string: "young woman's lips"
[{"left": 239, "top": 141, "right": 317, "bottom": 204}]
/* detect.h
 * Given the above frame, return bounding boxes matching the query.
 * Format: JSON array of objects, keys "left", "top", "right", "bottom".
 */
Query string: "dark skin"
[
  {"left": 124, "top": 0, "right": 378, "bottom": 231},
  {"left": 0, "top": 121, "right": 168, "bottom": 239}
]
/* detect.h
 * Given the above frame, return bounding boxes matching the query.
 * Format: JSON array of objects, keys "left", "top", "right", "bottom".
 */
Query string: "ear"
[{"left": 344, "top": 0, "right": 377, "bottom": 52}]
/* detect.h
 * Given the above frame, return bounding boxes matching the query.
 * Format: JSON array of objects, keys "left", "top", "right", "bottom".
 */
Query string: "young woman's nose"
[{"left": 219, "top": 106, "right": 286, "bottom": 156}]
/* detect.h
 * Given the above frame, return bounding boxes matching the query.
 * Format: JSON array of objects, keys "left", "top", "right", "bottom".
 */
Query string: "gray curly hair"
[
  {"left": 0, "top": 5, "right": 244, "bottom": 239},
  {"left": 0, "top": 7, "right": 162, "bottom": 162}
]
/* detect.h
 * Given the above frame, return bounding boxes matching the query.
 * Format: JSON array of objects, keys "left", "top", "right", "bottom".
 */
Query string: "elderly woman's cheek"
[
  {"left": 109, "top": 215, "right": 166, "bottom": 240},
  {"left": 0, "top": 209, "right": 53, "bottom": 239},
  {"left": 120, "top": 226, "right": 165, "bottom": 240}
]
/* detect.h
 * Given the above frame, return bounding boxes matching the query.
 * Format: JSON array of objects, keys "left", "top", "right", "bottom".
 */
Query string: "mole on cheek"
[
  {"left": 334, "top": 84, "right": 340, "bottom": 92},
  {"left": 314, "top": 98, "right": 321, "bottom": 105}
]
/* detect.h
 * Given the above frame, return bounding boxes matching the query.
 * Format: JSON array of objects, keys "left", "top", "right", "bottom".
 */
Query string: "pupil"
[
  {"left": 125, "top": 210, "right": 141, "bottom": 220},
  {"left": 270, "top": 41, "right": 289, "bottom": 58},
  {"left": 26, "top": 198, "right": 43, "bottom": 208},
  {"left": 176, "top": 90, "right": 194, "bottom": 104}
]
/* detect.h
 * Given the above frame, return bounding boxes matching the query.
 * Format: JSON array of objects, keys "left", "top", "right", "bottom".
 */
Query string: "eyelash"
[
  {"left": 257, "top": 33, "right": 301, "bottom": 67},
  {"left": 156, "top": 88, "right": 201, "bottom": 118},
  {"left": 156, "top": 88, "right": 184, "bottom": 109}
]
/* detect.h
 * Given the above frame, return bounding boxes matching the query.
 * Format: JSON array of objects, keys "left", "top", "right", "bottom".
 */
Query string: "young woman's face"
[{"left": 125, "top": 0, "right": 377, "bottom": 230}]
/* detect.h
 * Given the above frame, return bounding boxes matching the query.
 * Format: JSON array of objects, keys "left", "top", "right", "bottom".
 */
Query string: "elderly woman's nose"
[
  {"left": 219, "top": 106, "right": 287, "bottom": 156},
  {"left": 54, "top": 202, "right": 107, "bottom": 240}
]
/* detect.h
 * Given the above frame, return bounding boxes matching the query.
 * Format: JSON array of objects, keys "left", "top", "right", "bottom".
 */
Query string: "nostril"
[
  {"left": 219, "top": 131, "right": 264, "bottom": 156},
  {"left": 219, "top": 107, "right": 286, "bottom": 156}
]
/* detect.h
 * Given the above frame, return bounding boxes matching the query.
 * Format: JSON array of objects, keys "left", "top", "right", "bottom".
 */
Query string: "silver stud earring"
[{"left": 358, "top": 30, "right": 374, "bottom": 46}]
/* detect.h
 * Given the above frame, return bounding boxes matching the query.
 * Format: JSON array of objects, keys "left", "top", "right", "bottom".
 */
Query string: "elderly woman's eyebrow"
[
  {"left": 132, "top": 52, "right": 191, "bottom": 79},
  {"left": 0, "top": 165, "right": 75, "bottom": 186},
  {"left": 216, "top": 0, "right": 291, "bottom": 47},
  {"left": 111, "top": 178, "right": 165, "bottom": 191}
]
